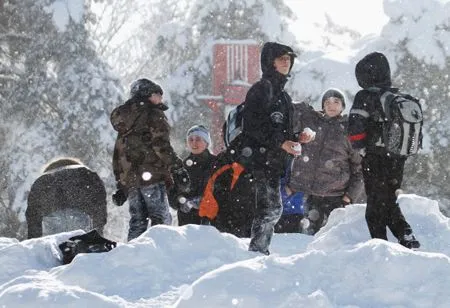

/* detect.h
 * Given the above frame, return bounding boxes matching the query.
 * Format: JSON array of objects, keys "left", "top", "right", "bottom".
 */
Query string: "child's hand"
[{"left": 299, "top": 127, "right": 316, "bottom": 143}]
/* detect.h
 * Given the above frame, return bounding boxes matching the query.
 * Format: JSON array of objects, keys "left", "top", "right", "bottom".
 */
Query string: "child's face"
[
  {"left": 187, "top": 135, "right": 208, "bottom": 155},
  {"left": 148, "top": 92, "right": 163, "bottom": 105},
  {"left": 323, "top": 97, "right": 344, "bottom": 118},
  {"left": 273, "top": 54, "right": 291, "bottom": 75}
]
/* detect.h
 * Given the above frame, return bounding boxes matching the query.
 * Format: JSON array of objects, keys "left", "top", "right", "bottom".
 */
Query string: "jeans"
[
  {"left": 249, "top": 175, "right": 283, "bottom": 255},
  {"left": 42, "top": 208, "right": 92, "bottom": 236},
  {"left": 127, "top": 183, "right": 172, "bottom": 241}
]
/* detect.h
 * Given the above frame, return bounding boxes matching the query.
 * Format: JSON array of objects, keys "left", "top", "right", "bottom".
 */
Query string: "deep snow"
[{"left": 0, "top": 194, "right": 449, "bottom": 307}]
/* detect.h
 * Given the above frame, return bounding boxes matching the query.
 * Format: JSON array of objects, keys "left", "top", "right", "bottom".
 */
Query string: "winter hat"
[
  {"left": 261, "top": 42, "right": 297, "bottom": 76},
  {"left": 129, "top": 78, "right": 163, "bottom": 98},
  {"left": 186, "top": 125, "right": 211, "bottom": 145},
  {"left": 321, "top": 88, "right": 346, "bottom": 110},
  {"left": 355, "top": 52, "right": 391, "bottom": 89}
]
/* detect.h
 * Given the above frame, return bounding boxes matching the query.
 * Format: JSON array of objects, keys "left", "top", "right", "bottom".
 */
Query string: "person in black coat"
[
  {"left": 26, "top": 158, "right": 107, "bottom": 239},
  {"left": 169, "top": 125, "right": 216, "bottom": 225},
  {"left": 348, "top": 52, "right": 420, "bottom": 249},
  {"left": 235, "top": 42, "right": 302, "bottom": 255}
]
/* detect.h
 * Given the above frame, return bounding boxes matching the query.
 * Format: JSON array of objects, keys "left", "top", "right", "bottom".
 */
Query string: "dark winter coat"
[
  {"left": 348, "top": 51, "right": 398, "bottom": 155},
  {"left": 168, "top": 150, "right": 216, "bottom": 225},
  {"left": 237, "top": 42, "right": 297, "bottom": 177},
  {"left": 289, "top": 102, "right": 363, "bottom": 202},
  {"left": 348, "top": 52, "right": 417, "bottom": 243},
  {"left": 26, "top": 160, "right": 107, "bottom": 239},
  {"left": 212, "top": 159, "right": 254, "bottom": 238},
  {"left": 111, "top": 98, "right": 183, "bottom": 191},
  {"left": 198, "top": 151, "right": 252, "bottom": 237}
]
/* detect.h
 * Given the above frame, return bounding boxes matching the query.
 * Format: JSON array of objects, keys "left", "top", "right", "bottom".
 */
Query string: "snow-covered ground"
[{"left": 0, "top": 194, "right": 449, "bottom": 307}]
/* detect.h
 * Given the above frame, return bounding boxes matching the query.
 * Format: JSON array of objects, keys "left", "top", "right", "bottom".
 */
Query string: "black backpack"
[
  {"left": 58, "top": 230, "right": 117, "bottom": 265},
  {"left": 368, "top": 87, "right": 423, "bottom": 156},
  {"left": 222, "top": 80, "right": 273, "bottom": 149}
]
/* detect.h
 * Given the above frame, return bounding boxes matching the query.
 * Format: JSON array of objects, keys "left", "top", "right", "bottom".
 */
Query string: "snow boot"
[{"left": 398, "top": 233, "right": 420, "bottom": 249}]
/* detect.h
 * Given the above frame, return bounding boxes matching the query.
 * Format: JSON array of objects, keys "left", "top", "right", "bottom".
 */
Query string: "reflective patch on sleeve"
[
  {"left": 350, "top": 109, "right": 370, "bottom": 118},
  {"left": 349, "top": 132, "right": 367, "bottom": 142}
]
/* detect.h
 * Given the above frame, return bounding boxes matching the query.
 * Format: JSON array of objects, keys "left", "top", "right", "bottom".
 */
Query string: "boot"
[{"left": 398, "top": 233, "right": 420, "bottom": 249}]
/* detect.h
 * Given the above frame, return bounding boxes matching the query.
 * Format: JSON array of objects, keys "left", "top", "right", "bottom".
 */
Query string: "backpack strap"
[
  {"left": 364, "top": 87, "right": 388, "bottom": 121},
  {"left": 262, "top": 79, "right": 274, "bottom": 104}
]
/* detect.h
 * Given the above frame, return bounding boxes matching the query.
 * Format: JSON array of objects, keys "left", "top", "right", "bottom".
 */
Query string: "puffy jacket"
[
  {"left": 111, "top": 98, "right": 182, "bottom": 191},
  {"left": 169, "top": 150, "right": 216, "bottom": 209},
  {"left": 289, "top": 102, "right": 364, "bottom": 201},
  {"left": 26, "top": 162, "right": 107, "bottom": 239}
]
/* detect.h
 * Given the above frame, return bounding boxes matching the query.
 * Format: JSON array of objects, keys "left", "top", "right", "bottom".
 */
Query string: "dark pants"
[
  {"left": 304, "top": 195, "right": 344, "bottom": 235},
  {"left": 362, "top": 153, "right": 413, "bottom": 241},
  {"left": 178, "top": 208, "right": 202, "bottom": 226},
  {"left": 248, "top": 173, "right": 283, "bottom": 255},
  {"left": 275, "top": 214, "right": 304, "bottom": 233}
]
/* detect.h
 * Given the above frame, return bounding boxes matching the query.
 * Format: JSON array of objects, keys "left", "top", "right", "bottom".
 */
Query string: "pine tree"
[
  {"left": 381, "top": 0, "right": 450, "bottom": 209},
  {"left": 0, "top": 0, "right": 122, "bottom": 238},
  {"left": 143, "top": 0, "right": 297, "bottom": 149}
]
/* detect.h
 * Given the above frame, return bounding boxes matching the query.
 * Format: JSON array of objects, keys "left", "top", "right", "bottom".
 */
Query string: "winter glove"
[
  {"left": 178, "top": 197, "right": 200, "bottom": 213},
  {"left": 112, "top": 189, "right": 127, "bottom": 206},
  {"left": 358, "top": 148, "right": 366, "bottom": 157},
  {"left": 171, "top": 166, "right": 191, "bottom": 194}
]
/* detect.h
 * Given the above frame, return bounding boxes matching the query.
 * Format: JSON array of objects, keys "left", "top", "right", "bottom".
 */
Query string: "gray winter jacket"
[{"left": 289, "top": 102, "right": 364, "bottom": 201}]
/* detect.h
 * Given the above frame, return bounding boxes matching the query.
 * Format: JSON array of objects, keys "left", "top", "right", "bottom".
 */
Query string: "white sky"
[
  {"left": 0, "top": 194, "right": 449, "bottom": 307},
  {"left": 285, "top": 0, "right": 388, "bottom": 38}
]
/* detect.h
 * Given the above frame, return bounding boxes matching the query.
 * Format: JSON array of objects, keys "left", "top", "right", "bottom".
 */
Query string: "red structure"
[{"left": 198, "top": 41, "right": 260, "bottom": 153}]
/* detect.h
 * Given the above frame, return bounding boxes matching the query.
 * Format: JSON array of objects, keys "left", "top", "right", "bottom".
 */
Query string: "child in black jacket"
[{"left": 348, "top": 52, "right": 420, "bottom": 249}]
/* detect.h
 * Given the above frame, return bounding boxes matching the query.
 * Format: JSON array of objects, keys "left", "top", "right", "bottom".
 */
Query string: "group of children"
[{"left": 26, "top": 42, "right": 420, "bottom": 254}]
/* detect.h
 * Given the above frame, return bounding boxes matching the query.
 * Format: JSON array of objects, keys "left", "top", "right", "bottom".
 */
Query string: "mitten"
[
  {"left": 358, "top": 148, "right": 366, "bottom": 157},
  {"left": 112, "top": 189, "right": 127, "bottom": 206},
  {"left": 171, "top": 166, "right": 191, "bottom": 194},
  {"left": 179, "top": 199, "right": 200, "bottom": 213}
]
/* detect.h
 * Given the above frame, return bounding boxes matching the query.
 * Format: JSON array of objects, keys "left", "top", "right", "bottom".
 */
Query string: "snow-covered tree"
[
  {"left": 289, "top": 0, "right": 450, "bottom": 212},
  {"left": 0, "top": 0, "right": 122, "bottom": 238},
  {"left": 381, "top": 0, "right": 450, "bottom": 211},
  {"left": 147, "top": 0, "right": 298, "bottom": 150},
  {"left": 87, "top": 0, "right": 298, "bottom": 153}
]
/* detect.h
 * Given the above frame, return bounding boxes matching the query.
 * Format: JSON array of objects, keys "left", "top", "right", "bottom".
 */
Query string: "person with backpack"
[
  {"left": 199, "top": 43, "right": 314, "bottom": 243},
  {"left": 111, "top": 78, "right": 190, "bottom": 241},
  {"left": 168, "top": 125, "right": 216, "bottom": 226},
  {"left": 348, "top": 52, "right": 421, "bottom": 249},
  {"left": 218, "top": 42, "right": 303, "bottom": 255},
  {"left": 26, "top": 158, "right": 107, "bottom": 239},
  {"left": 288, "top": 89, "right": 364, "bottom": 235}
]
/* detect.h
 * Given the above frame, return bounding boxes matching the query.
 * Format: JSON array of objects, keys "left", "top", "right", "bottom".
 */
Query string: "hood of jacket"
[
  {"left": 355, "top": 52, "right": 392, "bottom": 89},
  {"left": 261, "top": 42, "right": 296, "bottom": 80},
  {"left": 110, "top": 98, "right": 169, "bottom": 134}
]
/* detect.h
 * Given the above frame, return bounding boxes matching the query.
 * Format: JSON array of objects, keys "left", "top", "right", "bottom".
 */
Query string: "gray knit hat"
[
  {"left": 321, "top": 88, "right": 346, "bottom": 110},
  {"left": 186, "top": 125, "right": 211, "bottom": 145}
]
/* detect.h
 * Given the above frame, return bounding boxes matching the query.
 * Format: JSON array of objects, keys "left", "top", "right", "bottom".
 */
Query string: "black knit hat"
[
  {"left": 129, "top": 78, "right": 163, "bottom": 98},
  {"left": 321, "top": 88, "right": 346, "bottom": 110}
]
